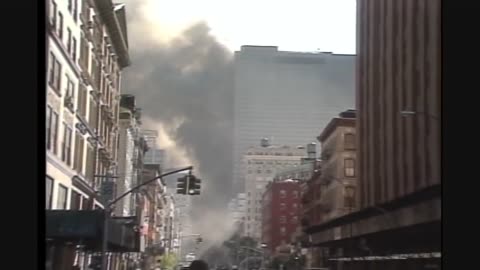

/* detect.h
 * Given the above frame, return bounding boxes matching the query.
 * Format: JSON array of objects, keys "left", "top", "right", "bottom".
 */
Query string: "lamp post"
[
  {"left": 400, "top": 110, "right": 439, "bottom": 121},
  {"left": 98, "top": 166, "right": 194, "bottom": 270}
]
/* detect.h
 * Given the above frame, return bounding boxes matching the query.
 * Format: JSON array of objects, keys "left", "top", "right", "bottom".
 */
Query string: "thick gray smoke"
[{"left": 121, "top": 0, "right": 235, "bottom": 253}]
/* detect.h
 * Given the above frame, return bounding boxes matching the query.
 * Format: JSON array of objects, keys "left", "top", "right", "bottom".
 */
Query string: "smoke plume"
[{"left": 121, "top": 0, "right": 235, "bottom": 251}]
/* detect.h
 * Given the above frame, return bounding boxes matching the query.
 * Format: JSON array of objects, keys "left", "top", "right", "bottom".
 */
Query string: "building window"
[
  {"left": 68, "top": 0, "right": 73, "bottom": 14},
  {"left": 280, "top": 227, "right": 286, "bottom": 235},
  {"left": 344, "top": 158, "right": 356, "bottom": 177},
  {"left": 280, "top": 203, "right": 286, "bottom": 210},
  {"left": 58, "top": 12, "right": 64, "bottom": 38},
  {"left": 85, "top": 145, "right": 95, "bottom": 182},
  {"left": 48, "top": 52, "right": 62, "bottom": 92},
  {"left": 62, "top": 123, "right": 73, "bottom": 165},
  {"left": 65, "top": 75, "right": 75, "bottom": 110},
  {"left": 73, "top": 0, "right": 78, "bottom": 22},
  {"left": 293, "top": 191, "right": 299, "bottom": 198},
  {"left": 56, "top": 184, "right": 68, "bottom": 209},
  {"left": 72, "top": 37, "right": 77, "bottom": 62},
  {"left": 280, "top": 216, "right": 286, "bottom": 223},
  {"left": 70, "top": 190, "right": 82, "bottom": 210},
  {"left": 293, "top": 203, "right": 298, "bottom": 209},
  {"left": 344, "top": 133, "right": 355, "bottom": 150},
  {"left": 49, "top": 1, "right": 57, "bottom": 29},
  {"left": 292, "top": 216, "right": 298, "bottom": 224},
  {"left": 67, "top": 28, "right": 72, "bottom": 53},
  {"left": 47, "top": 106, "right": 59, "bottom": 154},
  {"left": 46, "top": 176, "right": 54, "bottom": 209},
  {"left": 74, "top": 132, "right": 85, "bottom": 174},
  {"left": 280, "top": 190, "right": 286, "bottom": 198},
  {"left": 77, "top": 83, "right": 88, "bottom": 117}
]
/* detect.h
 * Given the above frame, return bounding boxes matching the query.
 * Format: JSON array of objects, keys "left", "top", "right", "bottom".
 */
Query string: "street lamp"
[
  {"left": 98, "top": 166, "right": 195, "bottom": 270},
  {"left": 400, "top": 110, "right": 439, "bottom": 120}
]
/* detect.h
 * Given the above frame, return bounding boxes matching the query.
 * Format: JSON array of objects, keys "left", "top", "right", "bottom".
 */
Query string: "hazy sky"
[{"left": 131, "top": 0, "right": 357, "bottom": 53}]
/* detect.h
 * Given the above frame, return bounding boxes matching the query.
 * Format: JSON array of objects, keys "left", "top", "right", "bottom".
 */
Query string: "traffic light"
[
  {"left": 177, "top": 176, "right": 188, "bottom": 194},
  {"left": 188, "top": 176, "right": 201, "bottom": 195}
]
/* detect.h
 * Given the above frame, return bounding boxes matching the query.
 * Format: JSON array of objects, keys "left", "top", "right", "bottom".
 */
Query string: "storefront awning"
[{"left": 46, "top": 210, "right": 140, "bottom": 252}]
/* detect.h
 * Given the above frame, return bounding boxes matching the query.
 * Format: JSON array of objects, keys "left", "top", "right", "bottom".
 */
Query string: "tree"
[{"left": 160, "top": 252, "right": 178, "bottom": 270}]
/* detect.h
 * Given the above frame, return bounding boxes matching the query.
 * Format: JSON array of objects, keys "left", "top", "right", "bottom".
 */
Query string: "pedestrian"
[{"left": 189, "top": 260, "right": 209, "bottom": 270}]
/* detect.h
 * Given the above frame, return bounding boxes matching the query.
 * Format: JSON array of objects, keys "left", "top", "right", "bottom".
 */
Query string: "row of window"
[
  {"left": 279, "top": 190, "right": 299, "bottom": 198},
  {"left": 279, "top": 216, "right": 298, "bottom": 224},
  {"left": 46, "top": 176, "right": 86, "bottom": 210},
  {"left": 50, "top": 1, "right": 78, "bottom": 65},
  {"left": 47, "top": 103, "right": 91, "bottom": 176}
]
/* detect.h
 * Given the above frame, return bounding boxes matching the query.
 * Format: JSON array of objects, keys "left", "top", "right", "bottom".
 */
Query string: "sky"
[{"left": 126, "top": 0, "right": 357, "bottom": 54}]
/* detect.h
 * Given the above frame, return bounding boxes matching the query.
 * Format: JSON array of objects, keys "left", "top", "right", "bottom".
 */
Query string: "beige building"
[
  {"left": 316, "top": 110, "right": 357, "bottom": 223},
  {"left": 46, "top": 0, "right": 130, "bottom": 269},
  {"left": 243, "top": 139, "right": 307, "bottom": 240}
]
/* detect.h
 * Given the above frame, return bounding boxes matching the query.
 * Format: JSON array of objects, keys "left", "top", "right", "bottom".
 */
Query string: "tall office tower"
[{"left": 233, "top": 45, "right": 355, "bottom": 192}]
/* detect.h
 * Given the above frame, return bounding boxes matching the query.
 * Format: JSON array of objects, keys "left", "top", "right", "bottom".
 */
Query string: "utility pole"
[{"left": 96, "top": 166, "right": 194, "bottom": 270}]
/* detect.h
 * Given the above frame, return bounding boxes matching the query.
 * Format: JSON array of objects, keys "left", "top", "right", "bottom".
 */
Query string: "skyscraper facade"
[{"left": 233, "top": 45, "right": 355, "bottom": 192}]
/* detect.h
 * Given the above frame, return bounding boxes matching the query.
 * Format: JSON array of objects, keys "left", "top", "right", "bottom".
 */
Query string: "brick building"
[{"left": 262, "top": 180, "right": 302, "bottom": 254}]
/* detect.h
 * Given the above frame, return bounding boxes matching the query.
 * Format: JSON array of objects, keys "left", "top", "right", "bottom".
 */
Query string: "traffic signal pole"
[{"left": 97, "top": 166, "right": 194, "bottom": 270}]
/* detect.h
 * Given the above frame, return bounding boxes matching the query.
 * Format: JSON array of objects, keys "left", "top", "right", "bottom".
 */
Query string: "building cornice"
[{"left": 95, "top": 0, "right": 130, "bottom": 68}]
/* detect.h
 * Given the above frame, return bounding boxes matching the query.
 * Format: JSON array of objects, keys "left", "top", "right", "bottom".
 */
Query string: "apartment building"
[
  {"left": 243, "top": 139, "right": 306, "bottom": 240},
  {"left": 46, "top": 0, "right": 130, "bottom": 210},
  {"left": 46, "top": 0, "right": 131, "bottom": 269}
]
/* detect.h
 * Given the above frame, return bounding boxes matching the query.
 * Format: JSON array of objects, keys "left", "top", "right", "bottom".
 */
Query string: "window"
[
  {"left": 74, "top": 132, "right": 85, "bottom": 174},
  {"left": 47, "top": 106, "right": 59, "bottom": 154},
  {"left": 280, "top": 190, "right": 286, "bottom": 198},
  {"left": 85, "top": 145, "right": 95, "bottom": 181},
  {"left": 48, "top": 52, "right": 62, "bottom": 92},
  {"left": 46, "top": 176, "right": 54, "bottom": 209},
  {"left": 280, "top": 216, "right": 286, "bottom": 223},
  {"left": 62, "top": 123, "right": 73, "bottom": 165},
  {"left": 72, "top": 37, "right": 77, "bottom": 62},
  {"left": 67, "top": 28, "right": 72, "bottom": 53},
  {"left": 88, "top": 99, "right": 98, "bottom": 128},
  {"left": 50, "top": 1, "right": 57, "bottom": 28},
  {"left": 80, "top": 35, "right": 89, "bottom": 71},
  {"left": 56, "top": 184, "right": 68, "bottom": 209},
  {"left": 77, "top": 83, "right": 87, "bottom": 117},
  {"left": 293, "top": 203, "right": 298, "bottom": 209},
  {"left": 344, "top": 158, "right": 356, "bottom": 177},
  {"left": 68, "top": 0, "right": 73, "bottom": 14},
  {"left": 70, "top": 190, "right": 82, "bottom": 210},
  {"left": 257, "top": 169, "right": 262, "bottom": 174},
  {"left": 293, "top": 191, "right": 299, "bottom": 198},
  {"left": 344, "top": 133, "right": 355, "bottom": 150},
  {"left": 292, "top": 216, "right": 298, "bottom": 224},
  {"left": 280, "top": 203, "right": 286, "bottom": 210},
  {"left": 58, "top": 12, "right": 64, "bottom": 38},
  {"left": 65, "top": 75, "right": 75, "bottom": 104},
  {"left": 280, "top": 227, "right": 286, "bottom": 235},
  {"left": 73, "top": 0, "right": 78, "bottom": 22}
]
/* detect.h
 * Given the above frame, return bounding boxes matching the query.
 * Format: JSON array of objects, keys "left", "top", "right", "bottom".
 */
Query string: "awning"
[
  {"left": 46, "top": 210, "right": 140, "bottom": 252},
  {"left": 328, "top": 252, "right": 441, "bottom": 261}
]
